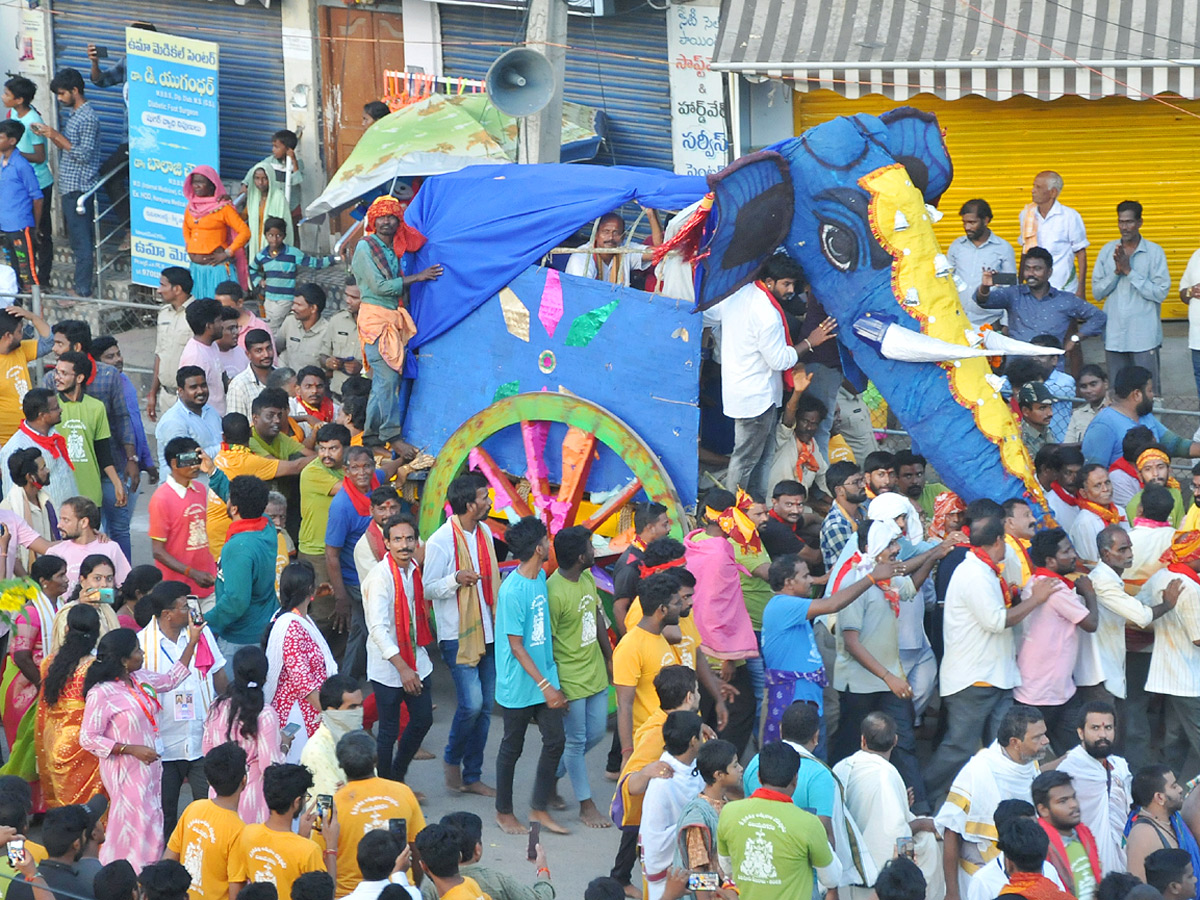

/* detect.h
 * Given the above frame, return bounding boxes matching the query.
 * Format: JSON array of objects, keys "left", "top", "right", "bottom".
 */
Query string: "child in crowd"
[{"left": 250, "top": 218, "right": 339, "bottom": 331}]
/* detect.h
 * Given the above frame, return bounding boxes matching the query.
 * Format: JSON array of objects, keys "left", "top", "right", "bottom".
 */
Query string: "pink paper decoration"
[{"left": 538, "top": 269, "right": 564, "bottom": 338}]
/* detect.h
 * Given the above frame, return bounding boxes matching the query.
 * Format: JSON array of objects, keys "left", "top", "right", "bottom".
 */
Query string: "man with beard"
[
  {"left": 1127, "top": 445, "right": 1185, "bottom": 527},
  {"left": 154, "top": 367, "right": 222, "bottom": 473},
  {"left": 1032, "top": 770, "right": 1102, "bottom": 900},
  {"left": 1002, "top": 497, "right": 1037, "bottom": 590},
  {"left": 895, "top": 449, "right": 948, "bottom": 522},
  {"left": 1056, "top": 702, "right": 1133, "bottom": 874},
  {"left": 1083, "top": 366, "right": 1200, "bottom": 468},
  {"left": 1044, "top": 446, "right": 1085, "bottom": 532},
  {"left": 861, "top": 451, "right": 897, "bottom": 502},
  {"left": 1069, "top": 465, "right": 1128, "bottom": 568},
  {"left": 1126, "top": 765, "right": 1193, "bottom": 883},
  {"left": 760, "top": 480, "right": 824, "bottom": 565},
  {"left": 820, "top": 462, "right": 867, "bottom": 570},
  {"left": 976, "top": 247, "right": 1105, "bottom": 345},
  {"left": 768, "top": 392, "right": 831, "bottom": 513},
  {"left": 947, "top": 198, "right": 1017, "bottom": 328},
  {"left": 610, "top": 501, "right": 671, "bottom": 636}
]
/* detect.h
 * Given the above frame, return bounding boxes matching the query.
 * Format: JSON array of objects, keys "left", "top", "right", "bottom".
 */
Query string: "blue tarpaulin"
[{"left": 404, "top": 163, "right": 707, "bottom": 348}]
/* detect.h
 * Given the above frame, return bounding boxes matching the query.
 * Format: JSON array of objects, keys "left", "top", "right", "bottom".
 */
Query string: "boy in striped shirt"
[{"left": 250, "top": 216, "right": 338, "bottom": 330}]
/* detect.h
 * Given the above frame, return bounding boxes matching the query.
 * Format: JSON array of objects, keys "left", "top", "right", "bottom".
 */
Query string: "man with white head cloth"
[{"left": 828, "top": 517, "right": 950, "bottom": 814}]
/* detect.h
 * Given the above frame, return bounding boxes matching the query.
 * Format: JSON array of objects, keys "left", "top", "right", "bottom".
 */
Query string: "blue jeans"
[
  {"left": 1192, "top": 350, "right": 1200, "bottom": 403},
  {"left": 372, "top": 675, "right": 434, "bottom": 783},
  {"left": 216, "top": 638, "right": 254, "bottom": 678},
  {"left": 439, "top": 640, "right": 496, "bottom": 784},
  {"left": 555, "top": 689, "right": 608, "bottom": 803},
  {"left": 363, "top": 340, "right": 412, "bottom": 445},
  {"left": 61, "top": 191, "right": 94, "bottom": 296},
  {"left": 101, "top": 475, "right": 134, "bottom": 562}
]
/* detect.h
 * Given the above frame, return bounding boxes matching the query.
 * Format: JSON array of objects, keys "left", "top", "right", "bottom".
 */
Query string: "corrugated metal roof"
[{"left": 712, "top": 0, "right": 1200, "bottom": 100}]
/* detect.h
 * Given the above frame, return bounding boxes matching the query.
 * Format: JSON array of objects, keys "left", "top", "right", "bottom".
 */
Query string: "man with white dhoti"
[
  {"left": 1056, "top": 703, "right": 1133, "bottom": 874},
  {"left": 935, "top": 705, "right": 1048, "bottom": 900},
  {"left": 835, "top": 713, "right": 944, "bottom": 900}
]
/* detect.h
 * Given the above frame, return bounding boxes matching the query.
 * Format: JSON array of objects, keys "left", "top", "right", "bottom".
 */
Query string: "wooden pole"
[{"left": 518, "top": 0, "right": 567, "bottom": 164}]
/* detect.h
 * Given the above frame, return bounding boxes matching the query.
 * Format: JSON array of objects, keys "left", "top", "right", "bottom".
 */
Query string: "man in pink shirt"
[
  {"left": 178, "top": 298, "right": 227, "bottom": 415},
  {"left": 48, "top": 495, "right": 131, "bottom": 592},
  {"left": 215, "top": 280, "right": 276, "bottom": 362},
  {"left": 1016, "top": 527, "right": 1099, "bottom": 755},
  {"left": 147, "top": 436, "right": 217, "bottom": 602}
]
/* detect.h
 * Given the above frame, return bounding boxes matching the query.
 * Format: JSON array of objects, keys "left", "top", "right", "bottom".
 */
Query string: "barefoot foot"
[
  {"left": 530, "top": 809, "right": 570, "bottom": 835},
  {"left": 496, "top": 813, "right": 528, "bottom": 834},
  {"left": 444, "top": 762, "right": 464, "bottom": 792},
  {"left": 579, "top": 800, "right": 612, "bottom": 828},
  {"left": 462, "top": 781, "right": 497, "bottom": 797}
]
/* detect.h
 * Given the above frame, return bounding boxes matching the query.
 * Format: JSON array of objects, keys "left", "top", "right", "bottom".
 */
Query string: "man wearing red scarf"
[
  {"left": 360, "top": 512, "right": 433, "bottom": 784},
  {"left": 0, "top": 387, "right": 78, "bottom": 512},
  {"left": 1032, "top": 771, "right": 1101, "bottom": 898},
  {"left": 716, "top": 742, "right": 841, "bottom": 900},
  {"left": 1141, "top": 531, "right": 1200, "bottom": 775},
  {"left": 1069, "top": 464, "right": 1128, "bottom": 567},
  {"left": 997, "top": 818, "right": 1074, "bottom": 900},
  {"left": 1014, "top": 528, "right": 1099, "bottom": 755}
]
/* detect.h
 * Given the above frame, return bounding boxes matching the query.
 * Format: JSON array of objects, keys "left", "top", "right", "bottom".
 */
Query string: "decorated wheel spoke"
[{"left": 419, "top": 393, "right": 685, "bottom": 560}]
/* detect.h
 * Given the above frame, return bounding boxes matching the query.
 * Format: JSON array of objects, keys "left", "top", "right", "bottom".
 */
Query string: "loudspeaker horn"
[{"left": 485, "top": 48, "right": 556, "bottom": 117}]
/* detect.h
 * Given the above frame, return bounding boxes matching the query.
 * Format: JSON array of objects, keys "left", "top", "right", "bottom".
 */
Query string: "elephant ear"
[
  {"left": 878, "top": 107, "right": 953, "bottom": 204},
  {"left": 693, "top": 151, "right": 794, "bottom": 311}
]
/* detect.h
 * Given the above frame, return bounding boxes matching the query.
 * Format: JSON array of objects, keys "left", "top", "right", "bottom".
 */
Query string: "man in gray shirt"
[
  {"left": 947, "top": 199, "right": 1016, "bottom": 328},
  {"left": 1092, "top": 200, "right": 1170, "bottom": 393}
]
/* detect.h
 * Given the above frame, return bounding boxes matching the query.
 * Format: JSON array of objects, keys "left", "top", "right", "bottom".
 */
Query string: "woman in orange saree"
[{"left": 36, "top": 603, "right": 103, "bottom": 808}]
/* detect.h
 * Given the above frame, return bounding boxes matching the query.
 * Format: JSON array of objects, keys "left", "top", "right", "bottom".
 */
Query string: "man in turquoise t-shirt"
[
  {"left": 720, "top": 741, "right": 839, "bottom": 900},
  {"left": 494, "top": 516, "right": 568, "bottom": 838},
  {"left": 2, "top": 76, "right": 53, "bottom": 285},
  {"left": 743, "top": 700, "right": 836, "bottom": 826},
  {"left": 547, "top": 525, "right": 614, "bottom": 829}
]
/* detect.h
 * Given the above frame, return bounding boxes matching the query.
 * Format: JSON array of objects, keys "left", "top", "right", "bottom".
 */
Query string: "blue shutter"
[
  {"left": 439, "top": 4, "right": 671, "bottom": 171},
  {"left": 51, "top": 0, "right": 287, "bottom": 181}
]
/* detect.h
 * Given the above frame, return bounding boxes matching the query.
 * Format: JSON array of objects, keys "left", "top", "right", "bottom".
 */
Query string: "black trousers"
[
  {"left": 699, "top": 663, "right": 756, "bottom": 757},
  {"left": 100, "top": 143, "right": 130, "bottom": 226},
  {"left": 495, "top": 702, "right": 566, "bottom": 816},
  {"left": 161, "top": 757, "right": 208, "bottom": 841}
]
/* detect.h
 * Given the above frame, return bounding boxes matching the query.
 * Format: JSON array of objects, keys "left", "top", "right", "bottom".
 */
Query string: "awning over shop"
[{"left": 711, "top": 0, "right": 1200, "bottom": 101}]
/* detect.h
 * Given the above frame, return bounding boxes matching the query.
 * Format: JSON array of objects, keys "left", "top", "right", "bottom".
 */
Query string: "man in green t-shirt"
[
  {"left": 1032, "top": 770, "right": 1100, "bottom": 900},
  {"left": 297, "top": 422, "right": 348, "bottom": 582},
  {"left": 54, "top": 351, "right": 125, "bottom": 507},
  {"left": 248, "top": 387, "right": 314, "bottom": 539},
  {"left": 718, "top": 742, "right": 840, "bottom": 900},
  {"left": 546, "top": 525, "right": 613, "bottom": 829}
]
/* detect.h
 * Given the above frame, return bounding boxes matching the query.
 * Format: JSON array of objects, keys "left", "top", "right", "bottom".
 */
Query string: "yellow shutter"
[{"left": 792, "top": 90, "right": 1200, "bottom": 319}]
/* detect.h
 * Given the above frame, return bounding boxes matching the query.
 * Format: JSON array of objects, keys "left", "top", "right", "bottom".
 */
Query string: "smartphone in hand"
[{"left": 526, "top": 821, "right": 541, "bottom": 861}]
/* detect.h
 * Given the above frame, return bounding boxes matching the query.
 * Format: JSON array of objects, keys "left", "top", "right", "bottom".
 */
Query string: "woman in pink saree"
[{"left": 79, "top": 626, "right": 201, "bottom": 871}]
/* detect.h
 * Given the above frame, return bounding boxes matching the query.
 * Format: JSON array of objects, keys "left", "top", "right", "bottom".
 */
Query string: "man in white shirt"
[
  {"left": 703, "top": 280, "right": 802, "bottom": 501},
  {"left": 967, "top": 799, "right": 1066, "bottom": 900},
  {"left": 639, "top": 710, "right": 704, "bottom": 899},
  {"left": 564, "top": 211, "right": 657, "bottom": 286},
  {"left": 834, "top": 713, "right": 941, "bottom": 900},
  {"left": 300, "top": 673, "right": 363, "bottom": 800},
  {"left": 1072, "top": 526, "right": 1176, "bottom": 720},
  {"left": 925, "top": 514, "right": 1053, "bottom": 801},
  {"left": 1020, "top": 171, "right": 1089, "bottom": 297},
  {"left": 361, "top": 512, "right": 434, "bottom": 784},
  {"left": 421, "top": 472, "right": 498, "bottom": 796},
  {"left": 1056, "top": 701, "right": 1133, "bottom": 874},
  {"left": 1177, "top": 245, "right": 1200, "bottom": 402},
  {"left": 935, "top": 705, "right": 1049, "bottom": 900},
  {"left": 1141, "top": 533, "right": 1200, "bottom": 780},
  {"left": 352, "top": 486, "right": 401, "bottom": 586},
  {"left": 138, "top": 581, "right": 227, "bottom": 841},
  {"left": 1069, "top": 464, "right": 1129, "bottom": 568}
]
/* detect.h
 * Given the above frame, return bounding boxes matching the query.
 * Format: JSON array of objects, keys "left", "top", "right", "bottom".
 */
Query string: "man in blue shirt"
[
  {"left": 975, "top": 246, "right": 1106, "bottom": 348},
  {"left": 493, "top": 516, "right": 568, "bottom": 837},
  {"left": 1082, "top": 365, "right": 1200, "bottom": 467},
  {"left": 744, "top": 701, "right": 836, "bottom": 831},
  {"left": 154, "top": 367, "right": 223, "bottom": 473},
  {"left": 0, "top": 120, "right": 42, "bottom": 292}
]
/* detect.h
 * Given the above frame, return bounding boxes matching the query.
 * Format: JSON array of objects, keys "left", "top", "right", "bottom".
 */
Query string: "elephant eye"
[{"left": 818, "top": 219, "right": 857, "bottom": 272}]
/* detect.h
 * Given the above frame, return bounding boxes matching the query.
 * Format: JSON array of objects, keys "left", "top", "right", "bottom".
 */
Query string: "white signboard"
[{"left": 666, "top": 0, "right": 728, "bottom": 176}]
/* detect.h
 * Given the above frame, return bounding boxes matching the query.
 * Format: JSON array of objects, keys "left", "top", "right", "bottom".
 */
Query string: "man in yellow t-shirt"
[
  {"left": 0, "top": 307, "right": 51, "bottom": 446},
  {"left": 612, "top": 573, "right": 683, "bottom": 771},
  {"left": 237, "top": 764, "right": 328, "bottom": 899},
  {"left": 209, "top": 413, "right": 312, "bottom": 557},
  {"left": 165, "top": 743, "right": 248, "bottom": 900},
  {"left": 331, "top": 732, "right": 425, "bottom": 897},
  {"left": 415, "top": 824, "right": 492, "bottom": 900}
]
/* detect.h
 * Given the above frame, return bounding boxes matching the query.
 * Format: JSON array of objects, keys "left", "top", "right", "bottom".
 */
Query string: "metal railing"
[{"left": 75, "top": 160, "right": 130, "bottom": 300}]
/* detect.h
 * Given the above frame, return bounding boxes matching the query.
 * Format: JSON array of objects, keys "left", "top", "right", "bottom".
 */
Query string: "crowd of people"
[{"left": 6, "top": 42, "right": 1200, "bottom": 900}]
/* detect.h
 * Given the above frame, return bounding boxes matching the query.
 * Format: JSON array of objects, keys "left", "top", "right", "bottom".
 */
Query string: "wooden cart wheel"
[{"left": 417, "top": 392, "right": 687, "bottom": 547}]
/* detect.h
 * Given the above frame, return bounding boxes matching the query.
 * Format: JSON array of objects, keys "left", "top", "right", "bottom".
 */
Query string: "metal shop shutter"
[
  {"left": 52, "top": 0, "right": 288, "bottom": 182},
  {"left": 794, "top": 89, "right": 1200, "bottom": 319},
  {"left": 438, "top": 3, "right": 672, "bottom": 171}
]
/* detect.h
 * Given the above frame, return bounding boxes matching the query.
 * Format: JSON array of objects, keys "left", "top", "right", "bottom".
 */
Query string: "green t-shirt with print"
[
  {"left": 1066, "top": 835, "right": 1097, "bottom": 900},
  {"left": 57, "top": 394, "right": 110, "bottom": 504},
  {"left": 717, "top": 794, "right": 832, "bottom": 900},
  {"left": 546, "top": 569, "right": 609, "bottom": 701}
]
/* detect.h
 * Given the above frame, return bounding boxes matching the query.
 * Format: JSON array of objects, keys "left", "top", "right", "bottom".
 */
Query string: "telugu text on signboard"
[
  {"left": 666, "top": 1, "right": 728, "bottom": 177},
  {"left": 126, "top": 28, "right": 220, "bottom": 287}
]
